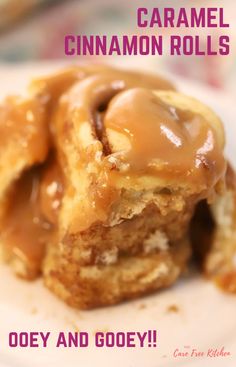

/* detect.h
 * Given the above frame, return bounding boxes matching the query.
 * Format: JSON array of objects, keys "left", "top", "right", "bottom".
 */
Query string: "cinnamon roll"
[
  {"left": 0, "top": 64, "right": 231, "bottom": 309},
  {"left": 0, "top": 65, "right": 175, "bottom": 281}
]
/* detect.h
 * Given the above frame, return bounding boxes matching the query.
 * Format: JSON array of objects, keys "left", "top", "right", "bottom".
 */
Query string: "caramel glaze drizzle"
[
  {"left": 104, "top": 88, "right": 226, "bottom": 187},
  {"left": 0, "top": 170, "right": 49, "bottom": 278},
  {"left": 0, "top": 65, "right": 226, "bottom": 278},
  {"left": 0, "top": 157, "right": 62, "bottom": 278}
]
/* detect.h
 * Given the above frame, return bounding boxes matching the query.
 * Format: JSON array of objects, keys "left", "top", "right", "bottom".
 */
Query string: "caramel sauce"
[
  {"left": 0, "top": 65, "right": 226, "bottom": 275},
  {"left": 30, "top": 67, "right": 85, "bottom": 111},
  {"left": 0, "top": 96, "right": 49, "bottom": 162},
  {"left": 104, "top": 88, "right": 226, "bottom": 189},
  {"left": 0, "top": 170, "right": 52, "bottom": 278},
  {"left": 39, "top": 155, "right": 64, "bottom": 225},
  {"left": 30, "top": 64, "right": 174, "bottom": 114}
]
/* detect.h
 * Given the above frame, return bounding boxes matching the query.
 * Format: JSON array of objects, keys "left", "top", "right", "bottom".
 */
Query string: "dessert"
[{"left": 0, "top": 64, "right": 233, "bottom": 309}]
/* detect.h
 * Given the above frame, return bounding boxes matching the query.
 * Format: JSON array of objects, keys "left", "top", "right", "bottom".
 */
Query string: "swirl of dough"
[{"left": 48, "top": 69, "right": 226, "bottom": 235}]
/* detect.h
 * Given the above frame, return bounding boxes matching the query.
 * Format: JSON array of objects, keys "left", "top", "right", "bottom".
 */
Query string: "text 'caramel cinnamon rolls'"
[{"left": 0, "top": 64, "right": 230, "bottom": 309}]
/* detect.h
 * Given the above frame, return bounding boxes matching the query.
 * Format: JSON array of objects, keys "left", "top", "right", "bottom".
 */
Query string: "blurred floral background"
[{"left": 0, "top": 0, "right": 235, "bottom": 95}]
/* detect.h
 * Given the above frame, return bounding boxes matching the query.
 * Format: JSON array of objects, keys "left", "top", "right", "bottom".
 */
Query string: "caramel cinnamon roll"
[
  {"left": 42, "top": 70, "right": 226, "bottom": 309},
  {"left": 0, "top": 65, "right": 175, "bottom": 281},
  {"left": 0, "top": 64, "right": 230, "bottom": 309}
]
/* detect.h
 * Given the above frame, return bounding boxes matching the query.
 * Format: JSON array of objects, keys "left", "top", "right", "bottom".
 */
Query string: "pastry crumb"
[{"left": 166, "top": 304, "right": 179, "bottom": 313}]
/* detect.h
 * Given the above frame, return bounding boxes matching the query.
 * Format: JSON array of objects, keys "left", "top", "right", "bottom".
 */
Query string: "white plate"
[{"left": 0, "top": 63, "right": 235, "bottom": 367}]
